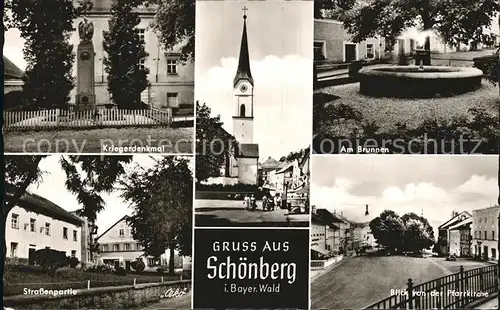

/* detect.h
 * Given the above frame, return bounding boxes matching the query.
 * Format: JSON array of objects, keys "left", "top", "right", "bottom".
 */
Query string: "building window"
[
  {"left": 63, "top": 227, "right": 68, "bottom": 239},
  {"left": 147, "top": 258, "right": 155, "bottom": 266},
  {"left": 11, "top": 214, "right": 19, "bottom": 229},
  {"left": 30, "top": 218, "right": 36, "bottom": 232},
  {"left": 71, "top": 250, "right": 76, "bottom": 258},
  {"left": 139, "top": 58, "right": 146, "bottom": 71},
  {"left": 137, "top": 28, "right": 145, "bottom": 44},
  {"left": 102, "top": 244, "right": 108, "bottom": 252},
  {"left": 492, "top": 231, "right": 495, "bottom": 241},
  {"left": 167, "top": 59, "right": 178, "bottom": 75},
  {"left": 73, "top": 230, "right": 78, "bottom": 241},
  {"left": 136, "top": 243, "right": 142, "bottom": 250},
  {"left": 240, "top": 104, "right": 246, "bottom": 117},
  {"left": 10, "top": 242, "right": 18, "bottom": 257},
  {"left": 45, "top": 223, "right": 51, "bottom": 236},
  {"left": 484, "top": 231, "right": 487, "bottom": 240},
  {"left": 119, "top": 229, "right": 124, "bottom": 236},
  {"left": 366, "top": 43, "right": 374, "bottom": 59},
  {"left": 166, "top": 92, "right": 177, "bottom": 107},
  {"left": 113, "top": 244, "right": 120, "bottom": 251},
  {"left": 314, "top": 41, "right": 325, "bottom": 61},
  {"left": 124, "top": 243, "right": 131, "bottom": 251}
]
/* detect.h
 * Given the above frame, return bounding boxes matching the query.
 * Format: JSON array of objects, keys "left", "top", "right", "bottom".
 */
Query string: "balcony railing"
[{"left": 365, "top": 265, "right": 498, "bottom": 309}]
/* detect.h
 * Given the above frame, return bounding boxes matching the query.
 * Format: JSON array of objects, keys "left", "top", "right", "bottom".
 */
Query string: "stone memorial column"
[{"left": 76, "top": 17, "right": 96, "bottom": 111}]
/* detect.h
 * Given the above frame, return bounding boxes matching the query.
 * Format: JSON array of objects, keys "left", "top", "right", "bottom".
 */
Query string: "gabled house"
[
  {"left": 437, "top": 211, "right": 472, "bottom": 255},
  {"left": 96, "top": 216, "right": 189, "bottom": 271},
  {"left": 6, "top": 192, "right": 83, "bottom": 265}
]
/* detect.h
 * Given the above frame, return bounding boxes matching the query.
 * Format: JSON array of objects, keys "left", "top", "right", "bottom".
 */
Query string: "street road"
[
  {"left": 195, "top": 199, "right": 309, "bottom": 227},
  {"left": 311, "top": 256, "right": 491, "bottom": 309}
]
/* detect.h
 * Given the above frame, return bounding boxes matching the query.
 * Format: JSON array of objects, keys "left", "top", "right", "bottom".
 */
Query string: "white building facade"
[
  {"left": 472, "top": 206, "right": 499, "bottom": 261},
  {"left": 6, "top": 193, "right": 83, "bottom": 265},
  {"left": 69, "top": 0, "right": 194, "bottom": 109},
  {"left": 97, "top": 216, "right": 189, "bottom": 271}
]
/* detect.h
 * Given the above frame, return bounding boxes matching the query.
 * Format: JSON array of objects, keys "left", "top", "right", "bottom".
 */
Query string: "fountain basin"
[{"left": 358, "top": 66, "right": 483, "bottom": 98}]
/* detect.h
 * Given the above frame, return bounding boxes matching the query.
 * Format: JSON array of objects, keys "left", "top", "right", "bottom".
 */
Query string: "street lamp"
[{"left": 365, "top": 204, "right": 369, "bottom": 216}]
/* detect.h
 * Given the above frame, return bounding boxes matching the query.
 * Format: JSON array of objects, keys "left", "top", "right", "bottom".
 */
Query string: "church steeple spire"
[{"left": 233, "top": 6, "right": 254, "bottom": 87}]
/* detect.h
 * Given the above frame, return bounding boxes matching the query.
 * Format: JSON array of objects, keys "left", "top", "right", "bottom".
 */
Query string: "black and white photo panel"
[
  {"left": 313, "top": 2, "right": 499, "bottom": 154},
  {"left": 310, "top": 155, "right": 500, "bottom": 309},
  {"left": 194, "top": 0, "right": 313, "bottom": 228}
]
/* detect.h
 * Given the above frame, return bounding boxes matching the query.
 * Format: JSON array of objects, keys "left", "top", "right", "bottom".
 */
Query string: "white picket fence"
[{"left": 3, "top": 108, "right": 172, "bottom": 131}]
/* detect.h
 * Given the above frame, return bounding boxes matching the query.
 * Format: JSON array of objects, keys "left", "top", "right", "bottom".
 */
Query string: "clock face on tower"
[{"left": 239, "top": 84, "right": 248, "bottom": 93}]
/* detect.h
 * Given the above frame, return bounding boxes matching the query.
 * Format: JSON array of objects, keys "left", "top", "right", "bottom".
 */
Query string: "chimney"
[
  {"left": 333, "top": 209, "right": 336, "bottom": 214},
  {"left": 312, "top": 206, "right": 316, "bottom": 214},
  {"left": 341, "top": 211, "right": 343, "bottom": 217}
]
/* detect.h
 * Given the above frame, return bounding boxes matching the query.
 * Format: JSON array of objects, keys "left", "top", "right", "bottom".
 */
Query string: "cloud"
[
  {"left": 196, "top": 54, "right": 312, "bottom": 160},
  {"left": 455, "top": 175, "right": 498, "bottom": 198}
]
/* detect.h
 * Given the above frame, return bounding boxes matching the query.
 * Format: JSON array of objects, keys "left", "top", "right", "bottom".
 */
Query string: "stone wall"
[{"left": 3, "top": 280, "right": 191, "bottom": 309}]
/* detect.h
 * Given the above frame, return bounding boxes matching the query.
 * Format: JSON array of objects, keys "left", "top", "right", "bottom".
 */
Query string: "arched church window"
[{"left": 240, "top": 104, "right": 246, "bottom": 117}]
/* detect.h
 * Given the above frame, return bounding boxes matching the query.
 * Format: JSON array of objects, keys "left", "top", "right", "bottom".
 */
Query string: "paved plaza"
[
  {"left": 311, "top": 255, "right": 493, "bottom": 309},
  {"left": 195, "top": 199, "right": 309, "bottom": 227}
]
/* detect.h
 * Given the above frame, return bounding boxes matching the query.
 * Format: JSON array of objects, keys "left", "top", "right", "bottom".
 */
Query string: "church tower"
[{"left": 232, "top": 7, "right": 254, "bottom": 144}]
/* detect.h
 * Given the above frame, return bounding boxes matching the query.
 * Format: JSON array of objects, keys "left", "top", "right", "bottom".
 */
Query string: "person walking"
[
  {"left": 250, "top": 194, "right": 257, "bottom": 211},
  {"left": 243, "top": 195, "right": 251, "bottom": 210}
]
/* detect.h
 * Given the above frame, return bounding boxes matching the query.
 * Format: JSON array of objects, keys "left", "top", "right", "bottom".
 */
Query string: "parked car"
[{"left": 473, "top": 47, "right": 499, "bottom": 74}]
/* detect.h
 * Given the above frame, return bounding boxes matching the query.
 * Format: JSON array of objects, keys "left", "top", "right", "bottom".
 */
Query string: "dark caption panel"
[{"left": 193, "top": 229, "right": 309, "bottom": 309}]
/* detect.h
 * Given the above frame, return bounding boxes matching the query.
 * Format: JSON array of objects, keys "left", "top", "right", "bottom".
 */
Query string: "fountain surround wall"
[{"left": 358, "top": 66, "right": 483, "bottom": 98}]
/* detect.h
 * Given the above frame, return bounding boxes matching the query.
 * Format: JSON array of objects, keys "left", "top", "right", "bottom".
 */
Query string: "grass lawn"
[
  {"left": 314, "top": 80, "right": 499, "bottom": 142},
  {"left": 4, "top": 127, "right": 193, "bottom": 153},
  {"left": 4, "top": 265, "right": 181, "bottom": 296}
]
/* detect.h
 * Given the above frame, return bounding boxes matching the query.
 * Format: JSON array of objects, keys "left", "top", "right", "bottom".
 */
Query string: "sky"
[
  {"left": 25, "top": 155, "right": 194, "bottom": 236},
  {"left": 311, "top": 156, "right": 499, "bottom": 237},
  {"left": 195, "top": 0, "right": 313, "bottom": 161},
  {"left": 4, "top": 28, "right": 27, "bottom": 71}
]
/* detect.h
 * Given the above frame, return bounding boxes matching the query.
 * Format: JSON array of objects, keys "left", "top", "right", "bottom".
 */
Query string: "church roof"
[
  {"left": 237, "top": 143, "right": 259, "bottom": 158},
  {"left": 233, "top": 13, "right": 254, "bottom": 87},
  {"left": 4, "top": 56, "right": 24, "bottom": 79}
]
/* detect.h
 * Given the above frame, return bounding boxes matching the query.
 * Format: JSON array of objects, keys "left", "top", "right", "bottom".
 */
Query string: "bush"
[
  {"left": 114, "top": 266, "right": 127, "bottom": 276},
  {"left": 85, "top": 264, "right": 113, "bottom": 273},
  {"left": 32, "top": 249, "right": 69, "bottom": 274},
  {"left": 68, "top": 257, "right": 80, "bottom": 268},
  {"left": 130, "top": 260, "right": 145, "bottom": 272}
]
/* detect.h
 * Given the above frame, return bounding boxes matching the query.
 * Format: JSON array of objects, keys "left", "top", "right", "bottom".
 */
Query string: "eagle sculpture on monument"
[{"left": 78, "top": 17, "right": 94, "bottom": 44}]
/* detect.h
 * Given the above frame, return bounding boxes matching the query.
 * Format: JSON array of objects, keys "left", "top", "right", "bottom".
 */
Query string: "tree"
[
  {"left": 336, "top": 0, "right": 499, "bottom": 65},
  {"left": 369, "top": 210, "right": 405, "bottom": 252},
  {"left": 3, "top": 155, "right": 132, "bottom": 277},
  {"left": 436, "top": 0, "right": 498, "bottom": 51},
  {"left": 196, "top": 101, "right": 238, "bottom": 184},
  {"left": 401, "top": 213, "right": 435, "bottom": 252},
  {"left": 121, "top": 156, "right": 193, "bottom": 275},
  {"left": 103, "top": 0, "right": 149, "bottom": 109},
  {"left": 6, "top": 0, "right": 80, "bottom": 110},
  {"left": 314, "top": 0, "right": 356, "bottom": 19},
  {"left": 145, "top": 0, "right": 195, "bottom": 62}
]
